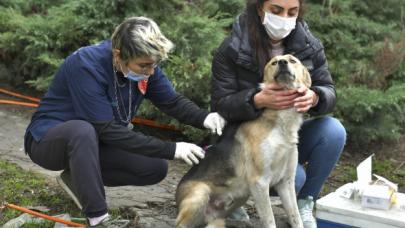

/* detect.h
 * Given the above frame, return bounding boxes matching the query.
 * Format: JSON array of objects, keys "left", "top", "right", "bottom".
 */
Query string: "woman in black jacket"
[{"left": 211, "top": 0, "right": 346, "bottom": 227}]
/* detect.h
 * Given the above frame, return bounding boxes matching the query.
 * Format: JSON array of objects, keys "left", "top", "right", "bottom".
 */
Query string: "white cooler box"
[{"left": 316, "top": 192, "right": 405, "bottom": 228}]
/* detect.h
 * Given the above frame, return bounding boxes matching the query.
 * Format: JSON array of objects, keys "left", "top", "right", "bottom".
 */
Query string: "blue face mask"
[{"left": 124, "top": 70, "right": 149, "bottom": 82}]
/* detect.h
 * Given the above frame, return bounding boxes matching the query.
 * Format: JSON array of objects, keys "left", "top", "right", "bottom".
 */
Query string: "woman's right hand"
[
  {"left": 253, "top": 83, "right": 300, "bottom": 110},
  {"left": 174, "top": 142, "right": 205, "bottom": 166}
]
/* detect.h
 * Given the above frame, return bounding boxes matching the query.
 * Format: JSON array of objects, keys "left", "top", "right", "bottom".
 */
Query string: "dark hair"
[{"left": 246, "top": 0, "right": 305, "bottom": 74}]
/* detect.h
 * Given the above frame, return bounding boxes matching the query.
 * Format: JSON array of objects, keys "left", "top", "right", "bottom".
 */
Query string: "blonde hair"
[{"left": 111, "top": 16, "right": 174, "bottom": 62}]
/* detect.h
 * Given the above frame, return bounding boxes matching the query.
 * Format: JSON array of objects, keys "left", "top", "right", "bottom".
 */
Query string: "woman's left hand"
[
  {"left": 203, "top": 112, "right": 227, "bottom": 136},
  {"left": 293, "top": 86, "right": 319, "bottom": 113}
]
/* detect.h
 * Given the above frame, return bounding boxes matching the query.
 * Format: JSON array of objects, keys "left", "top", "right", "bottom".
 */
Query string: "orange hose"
[
  {"left": 132, "top": 117, "right": 180, "bottom": 131},
  {"left": 0, "top": 87, "right": 180, "bottom": 131},
  {"left": 5, "top": 204, "right": 86, "bottom": 227},
  {"left": 0, "top": 99, "right": 39, "bottom": 108},
  {"left": 0, "top": 88, "right": 40, "bottom": 103}
]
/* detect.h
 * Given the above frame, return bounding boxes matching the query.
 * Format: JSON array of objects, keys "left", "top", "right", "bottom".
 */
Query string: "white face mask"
[{"left": 262, "top": 11, "right": 297, "bottom": 41}]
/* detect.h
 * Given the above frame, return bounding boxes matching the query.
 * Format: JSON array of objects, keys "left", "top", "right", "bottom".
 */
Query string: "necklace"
[
  {"left": 113, "top": 66, "right": 134, "bottom": 130},
  {"left": 115, "top": 75, "right": 127, "bottom": 88}
]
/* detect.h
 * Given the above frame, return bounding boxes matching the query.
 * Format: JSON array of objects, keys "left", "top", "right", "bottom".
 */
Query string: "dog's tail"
[{"left": 176, "top": 181, "right": 211, "bottom": 228}]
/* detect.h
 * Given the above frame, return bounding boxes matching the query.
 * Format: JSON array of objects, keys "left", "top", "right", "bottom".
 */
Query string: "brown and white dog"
[{"left": 176, "top": 54, "right": 311, "bottom": 228}]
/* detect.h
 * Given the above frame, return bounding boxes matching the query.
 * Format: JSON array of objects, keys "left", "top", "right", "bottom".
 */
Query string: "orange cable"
[
  {"left": 132, "top": 117, "right": 180, "bottom": 131},
  {"left": 0, "top": 88, "right": 40, "bottom": 103},
  {"left": 5, "top": 204, "right": 86, "bottom": 227},
  {"left": 0, "top": 99, "right": 39, "bottom": 108},
  {"left": 0, "top": 87, "right": 180, "bottom": 131}
]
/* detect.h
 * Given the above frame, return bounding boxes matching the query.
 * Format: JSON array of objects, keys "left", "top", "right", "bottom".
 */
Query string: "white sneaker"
[
  {"left": 297, "top": 196, "right": 317, "bottom": 228},
  {"left": 89, "top": 215, "right": 131, "bottom": 227},
  {"left": 228, "top": 206, "right": 250, "bottom": 222}
]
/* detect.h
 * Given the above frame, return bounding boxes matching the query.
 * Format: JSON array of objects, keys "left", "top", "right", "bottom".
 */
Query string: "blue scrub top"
[{"left": 25, "top": 40, "right": 178, "bottom": 143}]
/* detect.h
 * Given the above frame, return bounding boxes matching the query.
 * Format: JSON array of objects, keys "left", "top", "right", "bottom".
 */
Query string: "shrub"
[
  {"left": 1, "top": 0, "right": 404, "bottom": 145},
  {"left": 336, "top": 84, "right": 405, "bottom": 146},
  {"left": 305, "top": 2, "right": 405, "bottom": 146}
]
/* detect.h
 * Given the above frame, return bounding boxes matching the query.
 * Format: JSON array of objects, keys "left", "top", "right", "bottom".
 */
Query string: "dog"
[{"left": 175, "top": 54, "right": 312, "bottom": 228}]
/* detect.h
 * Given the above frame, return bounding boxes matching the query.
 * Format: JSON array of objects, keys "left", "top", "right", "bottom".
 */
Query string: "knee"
[
  {"left": 149, "top": 159, "right": 168, "bottom": 184},
  {"left": 63, "top": 120, "right": 98, "bottom": 159},
  {"left": 65, "top": 120, "right": 97, "bottom": 141},
  {"left": 322, "top": 117, "right": 347, "bottom": 146},
  {"left": 295, "top": 164, "right": 306, "bottom": 194},
  {"left": 328, "top": 117, "right": 346, "bottom": 144}
]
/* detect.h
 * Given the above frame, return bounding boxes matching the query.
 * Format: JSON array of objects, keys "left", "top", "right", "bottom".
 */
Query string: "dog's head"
[{"left": 262, "top": 54, "right": 311, "bottom": 89}]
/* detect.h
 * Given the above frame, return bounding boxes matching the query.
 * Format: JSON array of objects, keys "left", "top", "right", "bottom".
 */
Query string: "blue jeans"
[{"left": 294, "top": 116, "right": 346, "bottom": 200}]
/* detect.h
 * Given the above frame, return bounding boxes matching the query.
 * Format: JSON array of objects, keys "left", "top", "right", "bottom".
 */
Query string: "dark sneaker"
[
  {"left": 90, "top": 215, "right": 131, "bottom": 228},
  {"left": 56, "top": 170, "right": 83, "bottom": 210}
]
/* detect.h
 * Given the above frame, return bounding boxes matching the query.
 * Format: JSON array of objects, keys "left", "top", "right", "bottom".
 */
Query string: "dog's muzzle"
[{"left": 274, "top": 59, "right": 295, "bottom": 85}]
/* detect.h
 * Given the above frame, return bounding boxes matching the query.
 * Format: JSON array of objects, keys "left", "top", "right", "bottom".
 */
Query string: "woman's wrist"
[
  {"left": 253, "top": 92, "right": 263, "bottom": 109},
  {"left": 311, "top": 92, "right": 319, "bottom": 107}
]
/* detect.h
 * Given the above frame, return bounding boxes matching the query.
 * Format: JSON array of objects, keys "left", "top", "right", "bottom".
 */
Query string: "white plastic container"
[{"left": 316, "top": 192, "right": 405, "bottom": 228}]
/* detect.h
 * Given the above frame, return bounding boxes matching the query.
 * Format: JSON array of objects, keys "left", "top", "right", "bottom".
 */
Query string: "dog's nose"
[{"left": 278, "top": 59, "right": 288, "bottom": 66}]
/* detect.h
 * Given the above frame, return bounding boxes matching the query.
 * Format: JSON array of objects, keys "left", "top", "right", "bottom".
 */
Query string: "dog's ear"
[{"left": 301, "top": 67, "right": 312, "bottom": 88}]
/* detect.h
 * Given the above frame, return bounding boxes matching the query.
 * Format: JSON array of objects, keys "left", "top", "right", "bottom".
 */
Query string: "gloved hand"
[
  {"left": 174, "top": 142, "right": 205, "bottom": 166},
  {"left": 203, "top": 112, "right": 227, "bottom": 136}
]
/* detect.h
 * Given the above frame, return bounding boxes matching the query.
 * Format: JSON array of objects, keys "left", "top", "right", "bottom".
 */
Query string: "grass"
[
  {"left": 0, "top": 159, "right": 136, "bottom": 227},
  {"left": 373, "top": 158, "right": 405, "bottom": 189},
  {"left": 321, "top": 152, "right": 405, "bottom": 196},
  {"left": 0, "top": 159, "right": 82, "bottom": 227}
]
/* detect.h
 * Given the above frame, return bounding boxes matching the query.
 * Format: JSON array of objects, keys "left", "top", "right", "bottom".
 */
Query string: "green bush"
[
  {"left": 0, "top": 0, "right": 404, "bottom": 146},
  {"left": 336, "top": 84, "right": 405, "bottom": 146},
  {"left": 0, "top": 0, "right": 238, "bottom": 141},
  {"left": 305, "top": 2, "right": 405, "bottom": 146}
]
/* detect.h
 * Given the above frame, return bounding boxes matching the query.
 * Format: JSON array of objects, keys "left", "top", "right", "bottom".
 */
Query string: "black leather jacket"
[{"left": 211, "top": 13, "right": 336, "bottom": 122}]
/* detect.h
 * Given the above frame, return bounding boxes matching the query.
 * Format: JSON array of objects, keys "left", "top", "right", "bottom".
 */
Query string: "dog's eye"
[
  {"left": 271, "top": 61, "right": 277, "bottom": 66},
  {"left": 289, "top": 59, "right": 297, "bottom": 64}
]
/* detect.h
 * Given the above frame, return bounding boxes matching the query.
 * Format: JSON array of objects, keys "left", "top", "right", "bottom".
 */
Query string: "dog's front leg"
[
  {"left": 249, "top": 180, "right": 276, "bottom": 228},
  {"left": 275, "top": 179, "right": 304, "bottom": 228}
]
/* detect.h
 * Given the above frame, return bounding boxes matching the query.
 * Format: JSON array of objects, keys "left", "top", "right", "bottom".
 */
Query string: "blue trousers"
[{"left": 294, "top": 116, "right": 346, "bottom": 200}]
